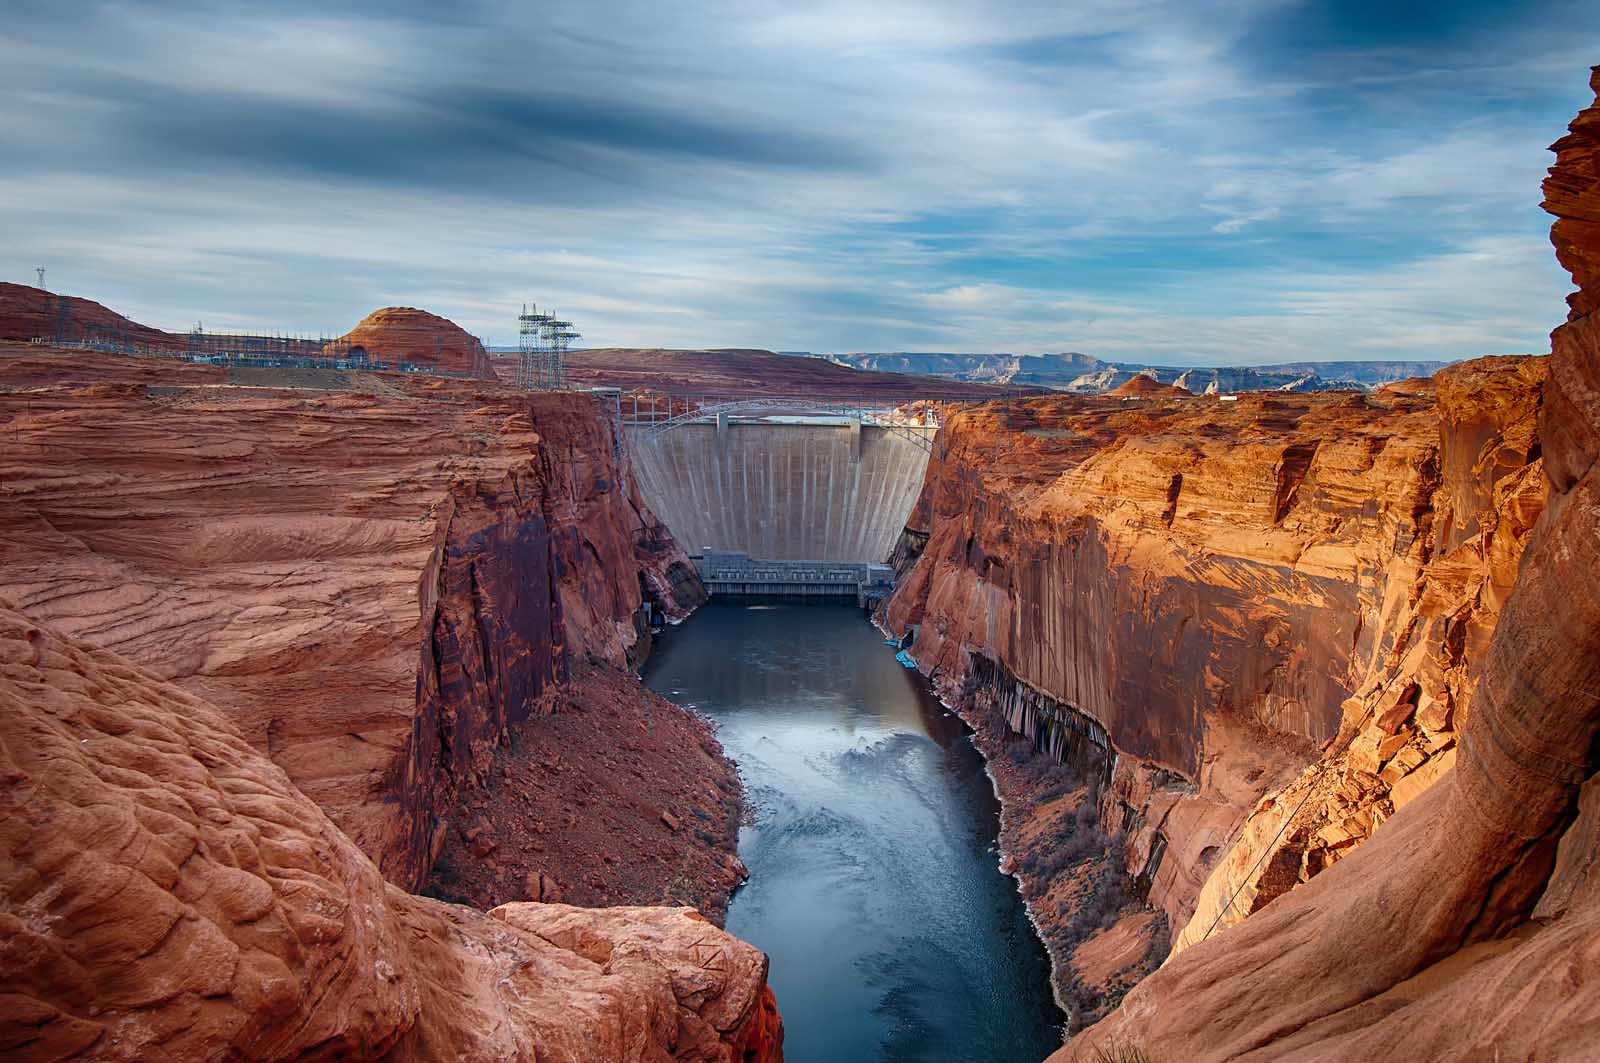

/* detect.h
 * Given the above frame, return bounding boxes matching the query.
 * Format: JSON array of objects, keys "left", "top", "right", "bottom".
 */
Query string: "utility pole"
[{"left": 35, "top": 268, "right": 46, "bottom": 291}]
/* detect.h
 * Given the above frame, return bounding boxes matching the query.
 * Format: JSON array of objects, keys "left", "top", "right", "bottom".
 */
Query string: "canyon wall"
[
  {"left": 0, "top": 602, "right": 780, "bottom": 1062},
  {"left": 629, "top": 423, "right": 932, "bottom": 561},
  {"left": 0, "top": 343, "right": 785, "bottom": 1057},
  {"left": 0, "top": 351, "right": 705, "bottom": 891},
  {"left": 1054, "top": 65, "right": 1600, "bottom": 1063},
  {"left": 884, "top": 350, "right": 1547, "bottom": 1016}
]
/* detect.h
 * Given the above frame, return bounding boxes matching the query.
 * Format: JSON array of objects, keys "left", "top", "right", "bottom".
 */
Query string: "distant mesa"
[
  {"left": 825, "top": 350, "right": 1459, "bottom": 395},
  {"left": 325, "top": 306, "right": 491, "bottom": 378}
]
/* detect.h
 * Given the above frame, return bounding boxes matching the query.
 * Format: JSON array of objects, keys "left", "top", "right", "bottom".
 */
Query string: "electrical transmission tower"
[
  {"left": 516, "top": 302, "right": 581, "bottom": 390},
  {"left": 518, "top": 303, "right": 553, "bottom": 389},
  {"left": 35, "top": 268, "right": 46, "bottom": 291}
]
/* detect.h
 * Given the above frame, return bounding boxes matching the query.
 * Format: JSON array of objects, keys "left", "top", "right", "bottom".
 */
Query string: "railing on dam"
[
  {"left": 619, "top": 395, "right": 943, "bottom": 454},
  {"left": 693, "top": 550, "right": 895, "bottom": 606}
]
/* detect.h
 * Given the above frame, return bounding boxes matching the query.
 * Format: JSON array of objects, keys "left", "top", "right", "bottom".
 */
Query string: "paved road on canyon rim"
[{"left": 643, "top": 602, "right": 1061, "bottom": 1062}]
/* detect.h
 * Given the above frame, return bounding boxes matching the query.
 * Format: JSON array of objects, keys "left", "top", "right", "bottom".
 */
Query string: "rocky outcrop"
[
  {"left": 0, "top": 603, "right": 781, "bottom": 1062},
  {"left": 326, "top": 307, "right": 492, "bottom": 377},
  {"left": 426, "top": 662, "right": 750, "bottom": 922},
  {"left": 1173, "top": 355, "right": 1546, "bottom": 951},
  {"left": 884, "top": 349, "right": 1547, "bottom": 1017},
  {"left": 0, "top": 352, "right": 706, "bottom": 893},
  {"left": 1050, "top": 66, "right": 1600, "bottom": 1062},
  {"left": 0, "top": 282, "right": 187, "bottom": 350}
]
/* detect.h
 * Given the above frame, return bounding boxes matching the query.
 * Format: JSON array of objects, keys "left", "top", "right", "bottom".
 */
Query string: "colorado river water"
[{"left": 642, "top": 602, "right": 1062, "bottom": 1062}]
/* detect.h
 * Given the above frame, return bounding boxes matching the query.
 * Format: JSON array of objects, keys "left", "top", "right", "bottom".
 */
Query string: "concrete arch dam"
[{"left": 626, "top": 419, "right": 933, "bottom": 594}]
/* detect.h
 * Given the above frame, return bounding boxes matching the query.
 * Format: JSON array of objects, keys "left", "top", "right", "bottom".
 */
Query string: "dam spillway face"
[{"left": 627, "top": 422, "right": 932, "bottom": 562}]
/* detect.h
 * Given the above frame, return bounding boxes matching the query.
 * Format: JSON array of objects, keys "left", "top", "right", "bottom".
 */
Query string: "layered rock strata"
[
  {"left": 0, "top": 603, "right": 781, "bottom": 1062},
  {"left": 0, "top": 351, "right": 707, "bottom": 895},
  {"left": 1054, "top": 65, "right": 1600, "bottom": 1062},
  {"left": 884, "top": 350, "right": 1547, "bottom": 1018}
]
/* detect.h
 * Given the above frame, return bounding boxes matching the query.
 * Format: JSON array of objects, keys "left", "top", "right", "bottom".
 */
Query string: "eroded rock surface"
[
  {"left": 1045, "top": 66, "right": 1600, "bottom": 1062},
  {"left": 0, "top": 604, "right": 781, "bottom": 1062},
  {"left": 0, "top": 352, "right": 706, "bottom": 893},
  {"left": 427, "top": 663, "right": 749, "bottom": 923},
  {"left": 885, "top": 345, "right": 1547, "bottom": 1018}
]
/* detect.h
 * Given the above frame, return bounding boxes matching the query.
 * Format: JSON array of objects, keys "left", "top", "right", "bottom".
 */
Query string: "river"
[{"left": 642, "top": 602, "right": 1062, "bottom": 1062}]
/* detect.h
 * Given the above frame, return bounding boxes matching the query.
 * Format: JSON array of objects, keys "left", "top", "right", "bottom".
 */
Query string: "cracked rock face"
[{"left": 0, "top": 604, "right": 781, "bottom": 1062}]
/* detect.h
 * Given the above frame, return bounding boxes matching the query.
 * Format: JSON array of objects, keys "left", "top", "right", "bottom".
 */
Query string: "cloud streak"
[{"left": 0, "top": 0, "right": 1591, "bottom": 362}]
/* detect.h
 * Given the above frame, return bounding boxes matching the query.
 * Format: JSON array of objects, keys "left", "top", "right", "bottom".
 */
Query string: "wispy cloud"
[{"left": 0, "top": 0, "right": 1590, "bottom": 361}]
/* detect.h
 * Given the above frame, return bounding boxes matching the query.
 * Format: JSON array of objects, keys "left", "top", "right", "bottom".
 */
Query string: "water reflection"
[{"left": 643, "top": 603, "right": 1062, "bottom": 1063}]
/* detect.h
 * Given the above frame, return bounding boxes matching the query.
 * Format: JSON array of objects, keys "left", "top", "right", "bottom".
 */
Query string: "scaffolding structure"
[{"left": 516, "top": 302, "right": 580, "bottom": 390}]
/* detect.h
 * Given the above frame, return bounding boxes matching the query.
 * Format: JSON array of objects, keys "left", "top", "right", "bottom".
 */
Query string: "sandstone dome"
[{"left": 326, "top": 306, "right": 490, "bottom": 377}]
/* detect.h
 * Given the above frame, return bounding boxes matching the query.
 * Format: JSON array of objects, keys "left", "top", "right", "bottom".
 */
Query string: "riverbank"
[
  {"left": 425, "top": 662, "right": 750, "bottom": 923},
  {"left": 958, "top": 683, "right": 1168, "bottom": 1028},
  {"left": 874, "top": 613, "right": 1160, "bottom": 1028}
]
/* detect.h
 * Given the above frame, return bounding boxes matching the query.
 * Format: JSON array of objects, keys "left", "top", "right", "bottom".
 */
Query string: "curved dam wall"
[{"left": 627, "top": 422, "right": 932, "bottom": 561}]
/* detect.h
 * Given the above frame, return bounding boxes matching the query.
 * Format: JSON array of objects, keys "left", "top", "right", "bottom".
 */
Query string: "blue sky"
[{"left": 1, "top": 0, "right": 1595, "bottom": 363}]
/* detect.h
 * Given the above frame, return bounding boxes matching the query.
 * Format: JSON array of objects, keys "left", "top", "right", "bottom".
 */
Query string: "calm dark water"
[{"left": 642, "top": 602, "right": 1062, "bottom": 1063}]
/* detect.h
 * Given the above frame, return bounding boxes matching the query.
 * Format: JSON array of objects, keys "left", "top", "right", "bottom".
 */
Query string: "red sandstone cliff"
[
  {"left": 1047, "top": 66, "right": 1600, "bottom": 1061},
  {"left": 885, "top": 352, "right": 1545, "bottom": 1016},
  {"left": 0, "top": 604, "right": 780, "bottom": 1062},
  {"left": 0, "top": 351, "right": 709, "bottom": 899},
  {"left": 327, "top": 306, "right": 492, "bottom": 377}
]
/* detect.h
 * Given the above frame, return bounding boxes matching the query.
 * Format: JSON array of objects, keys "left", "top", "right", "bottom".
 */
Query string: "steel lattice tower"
[
  {"left": 517, "top": 302, "right": 579, "bottom": 389},
  {"left": 517, "top": 303, "right": 555, "bottom": 389}
]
